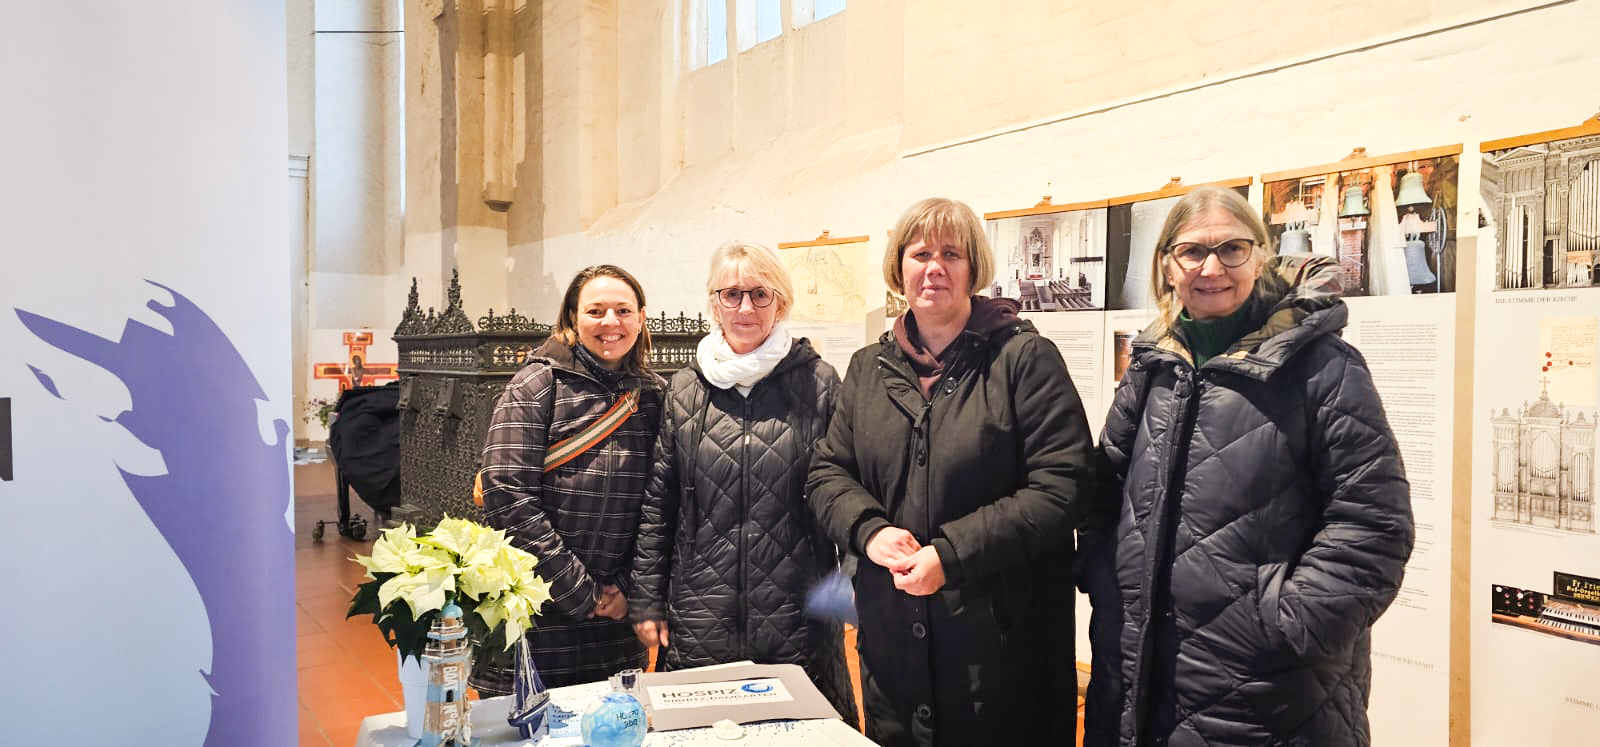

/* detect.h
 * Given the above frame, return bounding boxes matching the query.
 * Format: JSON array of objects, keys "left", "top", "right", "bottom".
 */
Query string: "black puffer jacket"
[
  {"left": 628, "top": 338, "right": 855, "bottom": 723},
  {"left": 808, "top": 304, "right": 1096, "bottom": 747},
  {"left": 1085, "top": 256, "right": 1414, "bottom": 746}
]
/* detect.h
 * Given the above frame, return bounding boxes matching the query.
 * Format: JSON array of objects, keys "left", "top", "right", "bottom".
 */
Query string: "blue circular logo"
[{"left": 740, "top": 682, "right": 774, "bottom": 694}]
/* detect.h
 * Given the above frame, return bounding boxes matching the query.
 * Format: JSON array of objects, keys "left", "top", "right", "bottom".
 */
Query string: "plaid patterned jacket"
[{"left": 474, "top": 340, "right": 664, "bottom": 692}]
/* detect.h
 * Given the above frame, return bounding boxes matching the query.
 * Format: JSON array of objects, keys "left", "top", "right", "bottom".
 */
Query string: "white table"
[{"left": 354, "top": 679, "right": 874, "bottom": 747}]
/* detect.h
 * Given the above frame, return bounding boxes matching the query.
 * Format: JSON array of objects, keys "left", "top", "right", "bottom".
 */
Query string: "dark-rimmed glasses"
[
  {"left": 1168, "top": 239, "right": 1257, "bottom": 270},
  {"left": 712, "top": 287, "right": 775, "bottom": 309}
]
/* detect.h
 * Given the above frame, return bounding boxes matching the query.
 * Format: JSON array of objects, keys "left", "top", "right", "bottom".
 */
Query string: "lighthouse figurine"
[{"left": 417, "top": 603, "right": 476, "bottom": 747}]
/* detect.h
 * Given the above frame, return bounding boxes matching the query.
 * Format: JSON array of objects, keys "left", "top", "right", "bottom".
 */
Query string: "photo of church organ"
[{"left": 1482, "top": 134, "right": 1600, "bottom": 290}]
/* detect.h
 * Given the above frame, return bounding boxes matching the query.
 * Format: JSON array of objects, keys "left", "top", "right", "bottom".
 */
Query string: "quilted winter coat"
[
  {"left": 1084, "top": 256, "right": 1414, "bottom": 746},
  {"left": 807, "top": 308, "right": 1096, "bottom": 747},
  {"left": 627, "top": 339, "right": 856, "bottom": 723},
  {"left": 477, "top": 339, "right": 664, "bottom": 692}
]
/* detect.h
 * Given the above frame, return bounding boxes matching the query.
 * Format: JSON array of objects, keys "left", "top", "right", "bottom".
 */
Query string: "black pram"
[{"left": 319, "top": 382, "right": 402, "bottom": 540}]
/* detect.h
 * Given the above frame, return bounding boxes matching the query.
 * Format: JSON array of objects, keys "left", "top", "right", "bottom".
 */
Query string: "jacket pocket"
[
  {"left": 1255, "top": 562, "right": 1291, "bottom": 659},
  {"left": 1237, "top": 666, "right": 1327, "bottom": 739}
]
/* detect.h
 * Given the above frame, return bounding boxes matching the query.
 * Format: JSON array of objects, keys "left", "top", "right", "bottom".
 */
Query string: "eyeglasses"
[
  {"left": 712, "top": 286, "right": 775, "bottom": 309},
  {"left": 1167, "top": 239, "right": 1257, "bottom": 270}
]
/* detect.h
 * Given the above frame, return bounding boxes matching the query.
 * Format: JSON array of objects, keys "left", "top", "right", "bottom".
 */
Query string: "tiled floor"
[
  {"left": 293, "top": 458, "right": 1079, "bottom": 746},
  {"left": 295, "top": 459, "right": 404, "bottom": 747}
]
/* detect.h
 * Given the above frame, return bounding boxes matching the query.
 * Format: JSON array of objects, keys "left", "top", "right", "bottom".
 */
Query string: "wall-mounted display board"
[
  {"left": 1473, "top": 118, "right": 1600, "bottom": 745},
  {"left": 1262, "top": 145, "right": 1462, "bottom": 296},
  {"left": 1340, "top": 293, "right": 1456, "bottom": 747},
  {"left": 982, "top": 198, "right": 1112, "bottom": 436},
  {"left": 775, "top": 233, "right": 876, "bottom": 375},
  {"left": 984, "top": 197, "right": 1110, "bottom": 312},
  {"left": 1263, "top": 146, "right": 1463, "bottom": 747}
]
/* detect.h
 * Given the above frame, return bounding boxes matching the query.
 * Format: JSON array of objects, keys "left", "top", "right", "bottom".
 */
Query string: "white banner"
[{"left": 0, "top": 2, "right": 293, "bottom": 745}]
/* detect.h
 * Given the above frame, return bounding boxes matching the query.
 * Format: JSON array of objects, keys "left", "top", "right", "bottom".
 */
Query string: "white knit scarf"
[{"left": 697, "top": 322, "right": 792, "bottom": 395}]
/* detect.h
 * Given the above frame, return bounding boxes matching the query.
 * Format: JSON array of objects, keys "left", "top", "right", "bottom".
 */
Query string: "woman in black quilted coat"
[
  {"left": 1083, "top": 186, "right": 1414, "bottom": 746},
  {"left": 475, "top": 265, "right": 665, "bottom": 693},
  {"left": 628, "top": 241, "right": 856, "bottom": 724},
  {"left": 808, "top": 198, "right": 1097, "bottom": 746}
]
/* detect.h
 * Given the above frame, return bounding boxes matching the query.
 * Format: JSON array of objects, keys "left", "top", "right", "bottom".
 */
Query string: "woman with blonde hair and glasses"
[
  {"left": 808, "top": 198, "right": 1097, "bottom": 745},
  {"left": 1082, "top": 185, "right": 1413, "bottom": 745},
  {"left": 629, "top": 240, "right": 856, "bottom": 724}
]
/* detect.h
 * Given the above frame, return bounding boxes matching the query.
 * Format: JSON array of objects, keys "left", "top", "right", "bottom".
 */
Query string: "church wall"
[
  {"left": 301, "top": 0, "right": 405, "bottom": 441},
  {"left": 478, "top": 2, "right": 1597, "bottom": 325},
  {"left": 288, "top": 0, "right": 314, "bottom": 443}
]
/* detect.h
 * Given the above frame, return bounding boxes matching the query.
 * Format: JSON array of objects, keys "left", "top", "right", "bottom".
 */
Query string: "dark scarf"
[
  {"left": 1173, "top": 302, "right": 1256, "bottom": 368},
  {"left": 894, "top": 297, "right": 1021, "bottom": 398},
  {"left": 572, "top": 342, "right": 629, "bottom": 391}
]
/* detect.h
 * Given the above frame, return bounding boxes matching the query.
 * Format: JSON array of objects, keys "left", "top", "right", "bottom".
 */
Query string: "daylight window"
[
  {"left": 736, "top": 0, "right": 781, "bottom": 52},
  {"left": 695, "top": 0, "right": 728, "bottom": 68}
]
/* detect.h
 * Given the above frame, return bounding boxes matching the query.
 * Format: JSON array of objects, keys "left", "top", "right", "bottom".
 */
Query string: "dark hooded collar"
[
  {"left": 532, "top": 338, "right": 661, "bottom": 392},
  {"left": 891, "top": 296, "right": 1024, "bottom": 395}
]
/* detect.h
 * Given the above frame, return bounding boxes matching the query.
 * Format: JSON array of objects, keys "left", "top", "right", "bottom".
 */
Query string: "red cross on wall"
[{"left": 313, "top": 331, "right": 400, "bottom": 392}]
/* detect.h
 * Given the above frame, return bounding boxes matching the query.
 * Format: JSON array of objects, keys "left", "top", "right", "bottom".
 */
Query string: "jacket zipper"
[
  {"left": 1131, "top": 364, "right": 1202, "bottom": 740},
  {"left": 738, "top": 395, "right": 753, "bottom": 656}
]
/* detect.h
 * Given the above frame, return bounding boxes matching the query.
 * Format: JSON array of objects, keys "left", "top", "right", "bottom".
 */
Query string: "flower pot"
[{"left": 397, "top": 651, "right": 427, "bottom": 739}]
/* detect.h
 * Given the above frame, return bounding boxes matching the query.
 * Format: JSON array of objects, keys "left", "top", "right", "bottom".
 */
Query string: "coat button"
[
  {"left": 911, "top": 622, "right": 927, "bottom": 639},
  {"left": 915, "top": 704, "right": 932, "bottom": 720}
]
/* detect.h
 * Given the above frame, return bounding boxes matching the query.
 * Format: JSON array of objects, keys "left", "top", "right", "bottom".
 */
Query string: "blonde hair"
[
  {"left": 705, "top": 240, "right": 794, "bottom": 323},
  {"left": 1147, "top": 186, "right": 1271, "bottom": 338},
  {"left": 553, "top": 264, "right": 653, "bottom": 373},
  {"left": 882, "top": 198, "right": 995, "bottom": 297}
]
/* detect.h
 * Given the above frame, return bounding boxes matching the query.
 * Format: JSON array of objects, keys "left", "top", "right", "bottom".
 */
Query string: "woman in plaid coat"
[{"left": 474, "top": 265, "right": 666, "bottom": 691}]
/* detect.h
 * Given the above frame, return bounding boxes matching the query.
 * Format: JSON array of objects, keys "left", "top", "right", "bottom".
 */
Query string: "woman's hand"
[
  {"left": 634, "top": 619, "right": 670, "bottom": 648},
  {"left": 865, "top": 526, "right": 922, "bottom": 569},
  {"left": 590, "top": 584, "right": 628, "bottom": 620},
  {"left": 890, "top": 546, "right": 946, "bottom": 596}
]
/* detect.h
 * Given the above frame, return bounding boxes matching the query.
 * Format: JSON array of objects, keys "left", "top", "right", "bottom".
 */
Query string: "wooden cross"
[{"left": 313, "top": 331, "right": 400, "bottom": 392}]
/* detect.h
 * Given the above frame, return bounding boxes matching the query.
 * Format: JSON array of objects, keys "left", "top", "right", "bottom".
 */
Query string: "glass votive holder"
[{"left": 609, "top": 667, "right": 643, "bottom": 695}]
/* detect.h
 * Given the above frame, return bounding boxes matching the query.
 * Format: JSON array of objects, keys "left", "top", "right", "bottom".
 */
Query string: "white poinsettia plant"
[{"left": 347, "top": 517, "right": 552, "bottom": 663}]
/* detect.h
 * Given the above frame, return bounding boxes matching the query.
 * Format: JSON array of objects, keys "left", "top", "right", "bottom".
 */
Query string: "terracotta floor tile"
[
  {"left": 323, "top": 724, "right": 362, "bottom": 747},
  {"left": 300, "top": 670, "right": 384, "bottom": 704},
  {"left": 313, "top": 692, "right": 401, "bottom": 733}
]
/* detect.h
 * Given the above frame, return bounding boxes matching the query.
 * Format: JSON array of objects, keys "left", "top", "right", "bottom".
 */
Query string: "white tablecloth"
[{"left": 354, "top": 679, "right": 874, "bottom": 747}]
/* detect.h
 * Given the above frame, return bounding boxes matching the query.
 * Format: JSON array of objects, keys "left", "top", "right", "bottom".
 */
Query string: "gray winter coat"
[
  {"left": 1085, "top": 255, "right": 1414, "bottom": 746},
  {"left": 628, "top": 339, "right": 856, "bottom": 723}
]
